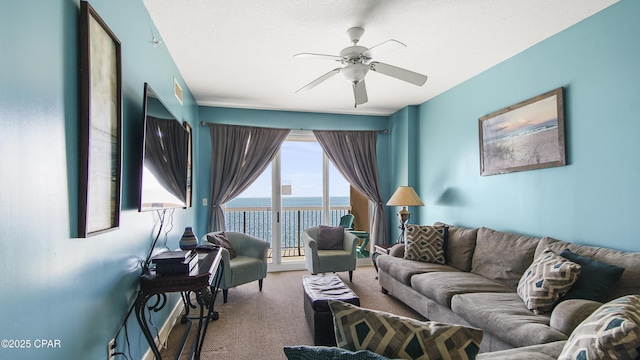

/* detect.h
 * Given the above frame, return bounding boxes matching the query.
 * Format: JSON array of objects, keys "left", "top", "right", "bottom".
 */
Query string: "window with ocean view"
[{"left": 223, "top": 132, "right": 351, "bottom": 265}]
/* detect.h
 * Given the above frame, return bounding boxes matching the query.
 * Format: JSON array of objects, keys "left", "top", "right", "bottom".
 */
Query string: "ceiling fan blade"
[
  {"left": 293, "top": 53, "right": 344, "bottom": 61},
  {"left": 361, "top": 39, "right": 406, "bottom": 58},
  {"left": 353, "top": 80, "right": 368, "bottom": 107},
  {"left": 295, "top": 68, "right": 341, "bottom": 93},
  {"left": 369, "top": 61, "right": 427, "bottom": 86}
]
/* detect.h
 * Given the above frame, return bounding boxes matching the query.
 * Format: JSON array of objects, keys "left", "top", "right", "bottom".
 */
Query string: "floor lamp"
[{"left": 386, "top": 186, "right": 424, "bottom": 243}]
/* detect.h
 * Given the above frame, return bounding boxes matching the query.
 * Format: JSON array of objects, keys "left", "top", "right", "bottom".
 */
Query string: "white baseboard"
[
  {"left": 141, "top": 299, "right": 184, "bottom": 360},
  {"left": 356, "top": 258, "right": 373, "bottom": 267}
]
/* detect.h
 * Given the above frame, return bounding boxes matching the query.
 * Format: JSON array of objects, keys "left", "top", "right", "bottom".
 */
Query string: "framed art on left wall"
[{"left": 78, "top": 1, "right": 122, "bottom": 237}]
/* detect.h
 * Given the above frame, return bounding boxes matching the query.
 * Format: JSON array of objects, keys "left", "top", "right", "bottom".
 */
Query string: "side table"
[{"left": 135, "top": 248, "right": 223, "bottom": 360}]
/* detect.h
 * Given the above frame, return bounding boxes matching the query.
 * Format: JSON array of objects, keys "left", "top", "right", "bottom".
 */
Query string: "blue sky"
[{"left": 239, "top": 140, "right": 350, "bottom": 198}]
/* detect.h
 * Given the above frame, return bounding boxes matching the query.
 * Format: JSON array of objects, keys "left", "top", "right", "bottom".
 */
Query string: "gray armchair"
[
  {"left": 302, "top": 226, "right": 359, "bottom": 282},
  {"left": 204, "top": 231, "right": 269, "bottom": 303}
]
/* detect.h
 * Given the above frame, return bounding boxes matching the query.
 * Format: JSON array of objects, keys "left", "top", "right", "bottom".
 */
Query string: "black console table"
[{"left": 135, "top": 248, "right": 223, "bottom": 360}]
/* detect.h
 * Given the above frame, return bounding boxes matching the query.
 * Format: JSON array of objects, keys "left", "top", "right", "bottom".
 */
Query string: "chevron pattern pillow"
[
  {"left": 329, "top": 300, "right": 483, "bottom": 360},
  {"left": 559, "top": 295, "right": 640, "bottom": 360},
  {"left": 404, "top": 225, "right": 446, "bottom": 264},
  {"left": 517, "top": 248, "right": 582, "bottom": 314}
]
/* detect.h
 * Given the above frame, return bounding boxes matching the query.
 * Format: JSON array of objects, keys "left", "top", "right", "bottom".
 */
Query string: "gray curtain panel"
[
  {"left": 207, "top": 124, "right": 289, "bottom": 232},
  {"left": 313, "top": 130, "right": 388, "bottom": 246}
]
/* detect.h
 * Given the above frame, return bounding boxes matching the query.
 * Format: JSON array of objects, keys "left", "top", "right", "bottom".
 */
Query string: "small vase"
[{"left": 179, "top": 227, "right": 198, "bottom": 250}]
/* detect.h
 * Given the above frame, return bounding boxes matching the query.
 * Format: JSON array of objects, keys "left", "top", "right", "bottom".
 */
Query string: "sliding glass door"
[{"left": 224, "top": 130, "right": 351, "bottom": 270}]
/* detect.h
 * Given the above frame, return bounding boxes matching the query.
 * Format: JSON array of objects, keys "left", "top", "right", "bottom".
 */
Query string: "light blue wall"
[
  {"left": 409, "top": 0, "right": 640, "bottom": 251},
  {"left": 195, "top": 107, "right": 389, "bottom": 238},
  {"left": 0, "top": 0, "right": 197, "bottom": 359},
  {"left": 2, "top": 0, "right": 637, "bottom": 358},
  {"left": 387, "top": 106, "right": 423, "bottom": 241}
]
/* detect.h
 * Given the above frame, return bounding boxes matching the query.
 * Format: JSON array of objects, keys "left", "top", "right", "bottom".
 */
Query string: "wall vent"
[{"left": 173, "top": 78, "right": 183, "bottom": 105}]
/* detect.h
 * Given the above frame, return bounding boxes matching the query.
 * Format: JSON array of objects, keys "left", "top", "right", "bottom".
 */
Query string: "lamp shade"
[{"left": 386, "top": 186, "right": 424, "bottom": 206}]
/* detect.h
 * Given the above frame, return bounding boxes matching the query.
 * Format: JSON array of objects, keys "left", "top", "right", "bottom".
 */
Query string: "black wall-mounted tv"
[{"left": 138, "top": 83, "right": 189, "bottom": 212}]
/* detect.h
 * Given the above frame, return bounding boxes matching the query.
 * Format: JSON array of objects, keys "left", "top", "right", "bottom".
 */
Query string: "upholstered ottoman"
[{"left": 302, "top": 274, "right": 360, "bottom": 346}]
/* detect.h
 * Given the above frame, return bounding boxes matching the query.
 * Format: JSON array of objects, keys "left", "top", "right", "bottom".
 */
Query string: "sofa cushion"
[
  {"left": 558, "top": 295, "right": 640, "bottom": 360},
  {"left": 411, "top": 272, "right": 513, "bottom": 308},
  {"left": 559, "top": 249, "right": 624, "bottom": 303},
  {"left": 550, "top": 299, "right": 603, "bottom": 337},
  {"left": 434, "top": 222, "right": 478, "bottom": 272},
  {"left": 471, "top": 227, "right": 541, "bottom": 288},
  {"left": 404, "top": 225, "right": 446, "bottom": 264},
  {"left": 451, "top": 292, "right": 568, "bottom": 348},
  {"left": 329, "top": 300, "right": 483, "bottom": 360},
  {"left": 376, "top": 254, "right": 460, "bottom": 286},
  {"left": 536, "top": 237, "right": 639, "bottom": 301},
  {"left": 517, "top": 249, "right": 582, "bottom": 315},
  {"left": 476, "top": 341, "right": 567, "bottom": 360}
]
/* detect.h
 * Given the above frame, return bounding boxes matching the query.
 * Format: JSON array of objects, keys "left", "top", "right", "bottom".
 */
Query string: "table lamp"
[{"left": 386, "top": 186, "right": 424, "bottom": 243}]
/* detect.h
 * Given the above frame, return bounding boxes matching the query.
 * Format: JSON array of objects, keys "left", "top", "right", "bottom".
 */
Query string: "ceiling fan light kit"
[
  {"left": 341, "top": 63, "right": 369, "bottom": 83},
  {"left": 294, "top": 27, "right": 428, "bottom": 108}
]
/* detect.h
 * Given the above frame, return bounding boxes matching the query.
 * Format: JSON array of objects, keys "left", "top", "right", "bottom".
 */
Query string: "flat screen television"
[{"left": 139, "top": 83, "right": 189, "bottom": 212}]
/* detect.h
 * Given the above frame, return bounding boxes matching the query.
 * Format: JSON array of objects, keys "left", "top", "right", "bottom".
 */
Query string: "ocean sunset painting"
[{"left": 479, "top": 87, "right": 566, "bottom": 176}]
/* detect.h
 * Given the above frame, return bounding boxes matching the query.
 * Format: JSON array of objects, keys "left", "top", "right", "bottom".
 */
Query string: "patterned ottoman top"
[{"left": 303, "top": 274, "right": 360, "bottom": 311}]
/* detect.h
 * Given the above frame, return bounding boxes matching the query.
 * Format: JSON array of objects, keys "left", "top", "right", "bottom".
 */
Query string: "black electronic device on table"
[{"left": 151, "top": 250, "right": 198, "bottom": 275}]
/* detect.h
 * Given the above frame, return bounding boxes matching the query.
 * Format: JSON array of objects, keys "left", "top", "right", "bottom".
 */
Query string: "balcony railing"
[{"left": 224, "top": 206, "right": 351, "bottom": 258}]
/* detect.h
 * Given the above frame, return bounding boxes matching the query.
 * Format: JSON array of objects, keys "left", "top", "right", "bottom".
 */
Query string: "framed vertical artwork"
[
  {"left": 478, "top": 87, "right": 566, "bottom": 176},
  {"left": 78, "top": 1, "right": 122, "bottom": 237}
]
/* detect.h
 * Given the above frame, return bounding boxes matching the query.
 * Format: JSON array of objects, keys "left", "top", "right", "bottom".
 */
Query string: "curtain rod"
[{"left": 200, "top": 121, "right": 388, "bottom": 134}]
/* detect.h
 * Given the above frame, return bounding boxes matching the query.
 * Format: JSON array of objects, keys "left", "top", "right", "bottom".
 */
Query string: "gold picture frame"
[
  {"left": 479, "top": 87, "right": 566, "bottom": 176},
  {"left": 78, "top": 1, "right": 122, "bottom": 237}
]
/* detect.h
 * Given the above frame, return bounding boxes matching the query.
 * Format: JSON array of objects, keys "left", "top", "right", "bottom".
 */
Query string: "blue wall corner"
[{"left": 410, "top": 0, "right": 640, "bottom": 251}]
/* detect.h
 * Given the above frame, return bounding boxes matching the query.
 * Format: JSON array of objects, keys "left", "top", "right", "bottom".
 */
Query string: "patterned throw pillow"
[
  {"left": 404, "top": 225, "right": 445, "bottom": 264},
  {"left": 558, "top": 295, "right": 640, "bottom": 360},
  {"left": 329, "top": 300, "right": 483, "bottom": 360},
  {"left": 206, "top": 232, "right": 237, "bottom": 259},
  {"left": 517, "top": 248, "right": 581, "bottom": 314}
]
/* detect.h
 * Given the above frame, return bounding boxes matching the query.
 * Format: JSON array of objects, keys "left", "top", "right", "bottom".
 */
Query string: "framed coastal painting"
[
  {"left": 478, "top": 87, "right": 566, "bottom": 176},
  {"left": 78, "top": 1, "right": 122, "bottom": 237}
]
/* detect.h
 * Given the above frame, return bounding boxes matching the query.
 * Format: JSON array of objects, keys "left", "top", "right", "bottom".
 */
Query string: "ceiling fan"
[{"left": 294, "top": 27, "right": 428, "bottom": 108}]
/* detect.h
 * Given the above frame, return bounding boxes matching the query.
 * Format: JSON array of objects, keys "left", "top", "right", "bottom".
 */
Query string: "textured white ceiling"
[{"left": 142, "top": 0, "right": 618, "bottom": 116}]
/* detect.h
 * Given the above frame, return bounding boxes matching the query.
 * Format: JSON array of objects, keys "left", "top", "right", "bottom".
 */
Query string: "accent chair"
[
  {"left": 302, "top": 226, "right": 359, "bottom": 282},
  {"left": 204, "top": 231, "right": 269, "bottom": 303}
]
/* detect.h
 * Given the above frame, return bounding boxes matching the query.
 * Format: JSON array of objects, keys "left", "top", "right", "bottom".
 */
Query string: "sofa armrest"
[
  {"left": 550, "top": 299, "right": 602, "bottom": 336},
  {"left": 389, "top": 243, "right": 405, "bottom": 258}
]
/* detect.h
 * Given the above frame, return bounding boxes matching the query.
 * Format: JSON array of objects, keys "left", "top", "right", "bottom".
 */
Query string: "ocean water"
[
  {"left": 226, "top": 196, "right": 350, "bottom": 208},
  {"left": 224, "top": 196, "right": 351, "bottom": 250}
]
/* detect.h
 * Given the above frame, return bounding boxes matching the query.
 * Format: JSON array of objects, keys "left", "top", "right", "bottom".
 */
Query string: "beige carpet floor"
[{"left": 159, "top": 265, "right": 425, "bottom": 360}]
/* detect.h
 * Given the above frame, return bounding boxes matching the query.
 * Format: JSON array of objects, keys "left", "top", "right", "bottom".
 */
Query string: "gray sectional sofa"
[{"left": 377, "top": 222, "right": 640, "bottom": 355}]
